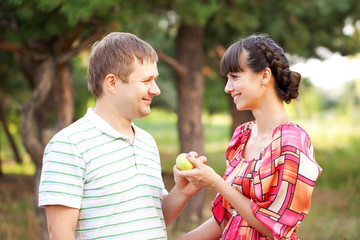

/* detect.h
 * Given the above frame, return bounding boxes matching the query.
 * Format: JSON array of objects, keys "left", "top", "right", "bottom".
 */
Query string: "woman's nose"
[{"left": 224, "top": 79, "right": 233, "bottom": 94}]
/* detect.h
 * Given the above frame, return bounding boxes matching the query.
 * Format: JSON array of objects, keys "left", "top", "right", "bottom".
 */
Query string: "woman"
[{"left": 175, "top": 34, "right": 322, "bottom": 240}]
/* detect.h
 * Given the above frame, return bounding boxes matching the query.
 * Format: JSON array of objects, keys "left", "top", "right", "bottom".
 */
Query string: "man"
[{"left": 38, "top": 32, "right": 201, "bottom": 239}]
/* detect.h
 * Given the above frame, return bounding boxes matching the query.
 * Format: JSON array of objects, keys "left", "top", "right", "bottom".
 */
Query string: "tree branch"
[
  {"left": 54, "top": 22, "right": 84, "bottom": 53},
  {"left": 0, "top": 41, "right": 49, "bottom": 61},
  {"left": 20, "top": 58, "right": 55, "bottom": 166},
  {"left": 0, "top": 42, "right": 24, "bottom": 52},
  {"left": 56, "top": 30, "right": 103, "bottom": 64},
  {"left": 156, "top": 50, "right": 187, "bottom": 75}
]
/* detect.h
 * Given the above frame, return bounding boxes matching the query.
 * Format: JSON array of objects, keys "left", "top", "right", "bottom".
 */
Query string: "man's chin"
[{"left": 136, "top": 109, "right": 151, "bottom": 119}]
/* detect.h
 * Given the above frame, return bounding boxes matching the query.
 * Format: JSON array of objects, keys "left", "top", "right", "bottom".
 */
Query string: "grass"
[
  {"left": 1, "top": 108, "right": 360, "bottom": 239},
  {"left": 297, "top": 187, "right": 360, "bottom": 240},
  {"left": 0, "top": 175, "right": 39, "bottom": 240}
]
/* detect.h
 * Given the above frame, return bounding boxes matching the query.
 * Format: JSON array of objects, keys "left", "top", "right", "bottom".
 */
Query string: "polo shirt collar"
[{"left": 85, "top": 107, "right": 140, "bottom": 141}]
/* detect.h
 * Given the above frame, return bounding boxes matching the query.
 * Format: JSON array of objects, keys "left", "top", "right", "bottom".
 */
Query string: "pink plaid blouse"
[{"left": 211, "top": 121, "right": 322, "bottom": 240}]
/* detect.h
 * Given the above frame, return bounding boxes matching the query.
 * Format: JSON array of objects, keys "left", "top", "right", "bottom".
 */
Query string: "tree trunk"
[
  {"left": 53, "top": 63, "right": 74, "bottom": 133},
  {"left": 173, "top": 23, "right": 207, "bottom": 233},
  {"left": 176, "top": 24, "right": 205, "bottom": 155}
]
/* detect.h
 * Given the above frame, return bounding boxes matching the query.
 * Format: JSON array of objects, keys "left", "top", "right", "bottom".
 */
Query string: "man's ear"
[
  {"left": 104, "top": 74, "right": 117, "bottom": 93},
  {"left": 261, "top": 67, "right": 272, "bottom": 85}
]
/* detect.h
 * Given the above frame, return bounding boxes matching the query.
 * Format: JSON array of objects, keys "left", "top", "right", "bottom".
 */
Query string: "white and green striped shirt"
[{"left": 39, "top": 108, "right": 168, "bottom": 239}]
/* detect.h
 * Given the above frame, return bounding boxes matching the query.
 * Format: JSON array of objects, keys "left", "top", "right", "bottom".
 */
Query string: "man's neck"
[{"left": 94, "top": 101, "right": 135, "bottom": 141}]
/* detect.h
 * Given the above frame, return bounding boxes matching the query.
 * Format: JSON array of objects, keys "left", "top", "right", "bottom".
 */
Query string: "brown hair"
[
  {"left": 220, "top": 34, "right": 301, "bottom": 103},
  {"left": 87, "top": 32, "right": 158, "bottom": 98}
]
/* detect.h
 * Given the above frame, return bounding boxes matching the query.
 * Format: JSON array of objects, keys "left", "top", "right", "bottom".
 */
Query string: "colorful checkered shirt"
[{"left": 211, "top": 121, "right": 322, "bottom": 240}]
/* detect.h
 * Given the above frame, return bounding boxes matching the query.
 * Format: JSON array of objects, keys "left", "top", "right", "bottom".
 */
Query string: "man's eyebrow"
[{"left": 147, "top": 74, "right": 159, "bottom": 80}]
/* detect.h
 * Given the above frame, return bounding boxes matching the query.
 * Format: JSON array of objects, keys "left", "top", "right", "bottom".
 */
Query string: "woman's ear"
[
  {"left": 104, "top": 74, "right": 117, "bottom": 92},
  {"left": 261, "top": 67, "right": 272, "bottom": 85}
]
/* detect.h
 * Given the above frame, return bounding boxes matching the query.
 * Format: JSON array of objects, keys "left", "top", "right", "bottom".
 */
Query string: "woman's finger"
[
  {"left": 186, "top": 153, "right": 202, "bottom": 168},
  {"left": 189, "top": 151, "right": 199, "bottom": 158},
  {"left": 198, "top": 156, "right": 207, "bottom": 164}
]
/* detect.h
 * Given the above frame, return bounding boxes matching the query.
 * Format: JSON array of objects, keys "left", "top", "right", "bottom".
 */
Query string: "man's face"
[{"left": 115, "top": 58, "right": 160, "bottom": 120}]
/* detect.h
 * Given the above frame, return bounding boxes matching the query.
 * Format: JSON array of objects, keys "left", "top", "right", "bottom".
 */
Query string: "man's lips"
[{"left": 143, "top": 98, "right": 152, "bottom": 104}]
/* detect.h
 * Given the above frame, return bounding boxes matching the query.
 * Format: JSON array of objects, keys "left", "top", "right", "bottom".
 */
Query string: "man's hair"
[{"left": 87, "top": 32, "right": 158, "bottom": 98}]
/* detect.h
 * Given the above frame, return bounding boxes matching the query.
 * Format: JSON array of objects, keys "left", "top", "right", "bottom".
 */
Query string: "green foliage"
[
  {"left": 0, "top": 0, "right": 146, "bottom": 45},
  {"left": 173, "top": 0, "right": 220, "bottom": 25},
  {"left": 0, "top": 52, "right": 31, "bottom": 104},
  {"left": 38, "top": 0, "right": 118, "bottom": 26},
  {"left": 204, "top": 0, "right": 360, "bottom": 57}
]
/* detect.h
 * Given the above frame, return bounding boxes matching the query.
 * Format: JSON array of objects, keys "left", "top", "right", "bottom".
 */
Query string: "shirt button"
[{"left": 232, "top": 209, "right": 237, "bottom": 217}]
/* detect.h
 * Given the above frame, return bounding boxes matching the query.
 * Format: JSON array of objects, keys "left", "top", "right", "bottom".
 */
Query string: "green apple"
[{"left": 176, "top": 153, "right": 193, "bottom": 171}]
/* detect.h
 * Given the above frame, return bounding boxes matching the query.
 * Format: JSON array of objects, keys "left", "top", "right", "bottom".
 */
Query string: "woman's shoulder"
[
  {"left": 273, "top": 122, "right": 311, "bottom": 143},
  {"left": 272, "top": 122, "right": 315, "bottom": 159}
]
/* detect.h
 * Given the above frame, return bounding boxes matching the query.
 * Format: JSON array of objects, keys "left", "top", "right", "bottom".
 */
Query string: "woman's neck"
[{"left": 252, "top": 100, "right": 292, "bottom": 136}]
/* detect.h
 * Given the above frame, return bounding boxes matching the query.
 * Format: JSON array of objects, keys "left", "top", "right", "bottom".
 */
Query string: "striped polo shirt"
[{"left": 39, "top": 108, "right": 168, "bottom": 239}]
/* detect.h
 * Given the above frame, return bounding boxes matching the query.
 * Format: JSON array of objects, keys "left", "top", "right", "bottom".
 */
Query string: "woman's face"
[{"left": 224, "top": 53, "right": 265, "bottom": 111}]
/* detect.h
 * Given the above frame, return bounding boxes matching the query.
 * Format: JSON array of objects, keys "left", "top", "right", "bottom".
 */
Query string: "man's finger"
[{"left": 173, "top": 165, "right": 179, "bottom": 172}]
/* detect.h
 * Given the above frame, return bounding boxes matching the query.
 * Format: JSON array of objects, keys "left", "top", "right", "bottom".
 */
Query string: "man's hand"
[
  {"left": 173, "top": 152, "right": 207, "bottom": 198},
  {"left": 176, "top": 153, "right": 221, "bottom": 190},
  {"left": 162, "top": 152, "right": 207, "bottom": 225}
]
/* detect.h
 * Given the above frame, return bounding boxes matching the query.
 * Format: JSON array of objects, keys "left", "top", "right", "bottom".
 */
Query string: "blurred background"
[{"left": 0, "top": 0, "right": 359, "bottom": 239}]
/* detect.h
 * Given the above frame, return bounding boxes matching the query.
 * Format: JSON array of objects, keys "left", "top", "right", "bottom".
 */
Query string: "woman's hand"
[
  {"left": 176, "top": 153, "right": 223, "bottom": 190},
  {"left": 173, "top": 152, "right": 207, "bottom": 198}
]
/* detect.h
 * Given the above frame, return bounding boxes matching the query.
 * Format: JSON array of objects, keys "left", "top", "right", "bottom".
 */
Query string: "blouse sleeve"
[
  {"left": 212, "top": 121, "right": 254, "bottom": 227},
  {"left": 250, "top": 124, "right": 322, "bottom": 239}
]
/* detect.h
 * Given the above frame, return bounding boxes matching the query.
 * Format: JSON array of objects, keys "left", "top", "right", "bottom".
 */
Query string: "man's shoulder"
[{"left": 50, "top": 116, "right": 93, "bottom": 144}]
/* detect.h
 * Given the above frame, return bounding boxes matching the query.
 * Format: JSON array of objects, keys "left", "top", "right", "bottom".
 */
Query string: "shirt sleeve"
[
  {"left": 38, "top": 131, "right": 86, "bottom": 209},
  {"left": 250, "top": 125, "right": 322, "bottom": 239}
]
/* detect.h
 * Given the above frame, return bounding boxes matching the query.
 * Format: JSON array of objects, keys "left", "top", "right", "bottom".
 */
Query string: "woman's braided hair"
[{"left": 220, "top": 34, "right": 301, "bottom": 103}]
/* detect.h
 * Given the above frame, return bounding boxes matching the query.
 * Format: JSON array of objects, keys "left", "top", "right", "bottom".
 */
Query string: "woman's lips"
[{"left": 232, "top": 93, "right": 241, "bottom": 103}]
